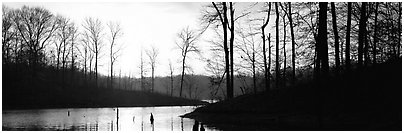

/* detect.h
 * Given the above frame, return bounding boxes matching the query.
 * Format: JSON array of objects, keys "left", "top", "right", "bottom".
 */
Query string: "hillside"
[
  {"left": 2, "top": 64, "right": 207, "bottom": 110},
  {"left": 182, "top": 58, "right": 402, "bottom": 130}
]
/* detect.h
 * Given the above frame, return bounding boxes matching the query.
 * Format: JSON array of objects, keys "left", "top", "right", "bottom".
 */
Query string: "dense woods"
[{"left": 2, "top": 2, "right": 402, "bottom": 104}]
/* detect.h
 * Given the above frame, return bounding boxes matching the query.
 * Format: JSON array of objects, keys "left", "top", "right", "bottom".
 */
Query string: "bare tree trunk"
[
  {"left": 262, "top": 2, "right": 271, "bottom": 92},
  {"left": 151, "top": 67, "right": 154, "bottom": 92},
  {"left": 283, "top": 13, "right": 287, "bottom": 87},
  {"left": 358, "top": 2, "right": 367, "bottom": 69},
  {"left": 364, "top": 27, "right": 369, "bottom": 67},
  {"left": 331, "top": 2, "right": 340, "bottom": 74},
  {"left": 267, "top": 33, "right": 271, "bottom": 90},
  {"left": 373, "top": 2, "right": 379, "bottom": 64},
  {"left": 140, "top": 49, "right": 144, "bottom": 91},
  {"left": 319, "top": 2, "right": 329, "bottom": 77},
  {"left": 288, "top": 2, "right": 296, "bottom": 85},
  {"left": 345, "top": 2, "right": 352, "bottom": 71},
  {"left": 180, "top": 55, "right": 186, "bottom": 97},
  {"left": 317, "top": 2, "right": 328, "bottom": 128},
  {"left": 110, "top": 44, "right": 113, "bottom": 89},
  {"left": 229, "top": 2, "right": 235, "bottom": 99},
  {"left": 222, "top": 2, "right": 231, "bottom": 99},
  {"left": 95, "top": 48, "right": 98, "bottom": 88},
  {"left": 169, "top": 60, "right": 174, "bottom": 96},
  {"left": 275, "top": 2, "right": 280, "bottom": 88}
]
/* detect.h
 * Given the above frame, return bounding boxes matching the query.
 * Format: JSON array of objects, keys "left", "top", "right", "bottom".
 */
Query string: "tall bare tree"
[
  {"left": 229, "top": 2, "right": 235, "bottom": 99},
  {"left": 211, "top": 2, "right": 231, "bottom": 99},
  {"left": 261, "top": 2, "right": 271, "bottom": 91},
  {"left": 275, "top": 2, "right": 280, "bottom": 88},
  {"left": 176, "top": 27, "right": 200, "bottom": 97},
  {"left": 82, "top": 17, "right": 104, "bottom": 88},
  {"left": 288, "top": 2, "right": 296, "bottom": 84},
  {"left": 237, "top": 25, "right": 258, "bottom": 94},
  {"left": 345, "top": 2, "right": 352, "bottom": 71},
  {"left": 146, "top": 45, "right": 159, "bottom": 93},
  {"left": 107, "top": 21, "right": 123, "bottom": 90},
  {"left": 331, "top": 2, "right": 340, "bottom": 74},
  {"left": 168, "top": 59, "right": 174, "bottom": 96},
  {"left": 372, "top": 2, "right": 379, "bottom": 64},
  {"left": 318, "top": 2, "right": 329, "bottom": 77},
  {"left": 358, "top": 2, "right": 367, "bottom": 69}
]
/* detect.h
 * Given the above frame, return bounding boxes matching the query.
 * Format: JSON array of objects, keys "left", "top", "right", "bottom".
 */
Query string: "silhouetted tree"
[
  {"left": 275, "top": 2, "right": 280, "bottom": 88},
  {"left": 146, "top": 45, "right": 159, "bottom": 92},
  {"left": 82, "top": 17, "right": 104, "bottom": 88},
  {"left": 168, "top": 59, "right": 174, "bottom": 96},
  {"left": 176, "top": 27, "right": 200, "bottom": 97},
  {"left": 229, "top": 2, "right": 235, "bottom": 99},
  {"left": 107, "top": 21, "right": 123, "bottom": 89},
  {"left": 211, "top": 2, "right": 231, "bottom": 99},
  {"left": 14, "top": 6, "right": 58, "bottom": 77},
  {"left": 372, "top": 2, "right": 379, "bottom": 64},
  {"left": 140, "top": 47, "right": 145, "bottom": 91},
  {"left": 345, "top": 2, "right": 352, "bottom": 71},
  {"left": 261, "top": 2, "right": 271, "bottom": 91},
  {"left": 77, "top": 32, "right": 91, "bottom": 85},
  {"left": 288, "top": 2, "right": 296, "bottom": 85},
  {"left": 318, "top": 2, "right": 329, "bottom": 77},
  {"left": 358, "top": 2, "right": 367, "bottom": 69},
  {"left": 282, "top": 7, "right": 287, "bottom": 87},
  {"left": 331, "top": 2, "right": 340, "bottom": 74},
  {"left": 237, "top": 25, "right": 258, "bottom": 94}
]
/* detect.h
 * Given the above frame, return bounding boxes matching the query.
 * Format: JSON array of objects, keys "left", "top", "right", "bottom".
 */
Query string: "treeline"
[
  {"left": 2, "top": 5, "right": 125, "bottom": 92},
  {"left": 201, "top": 2, "right": 401, "bottom": 100}
]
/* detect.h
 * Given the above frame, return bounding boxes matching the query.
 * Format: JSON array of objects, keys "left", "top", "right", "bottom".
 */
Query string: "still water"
[{"left": 2, "top": 106, "right": 217, "bottom": 131}]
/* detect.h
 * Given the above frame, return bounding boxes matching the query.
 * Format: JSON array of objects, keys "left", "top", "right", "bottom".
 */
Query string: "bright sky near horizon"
[{"left": 4, "top": 2, "right": 216, "bottom": 78}]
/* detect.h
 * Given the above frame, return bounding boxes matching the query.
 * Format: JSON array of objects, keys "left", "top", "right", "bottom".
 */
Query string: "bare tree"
[
  {"left": 69, "top": 24, "right": 78, "bottom": 85},
  {"left": 82, "top": 17, "right": 104, "bottom": 88},
  {"left": 140, "top": 47, "right": 145, "bottom": 91},
  {"left": 345, "top": 2, "right": 352, "bottom": 71},
  {"left": 372, "top": 2, "right": 379, "bottom": 64},
  {"left": 77, "top": 32, "right": 91, "bottom": 85},
  {"left": 358, "top": 2, "right": 367, "bottom": 69},
  {"left": 168, "top": 59, "right": 175, "bottom": 96},
  {"left": 331, "top": 2, "right": 340, "bottom": 74},
  {"left": 236, "top": 25, "right": 258, "bottom": 94},
  {"left": 145, "top": 45, "right": 159, "bottom": 93},
  {"left": 14, "top": 6, "right": 59, "bottom": 77},
  {"left": 211, "top": 2, "right": 231, "bottom": 99},
  {"left": 275, "top": 2, "right": 280, "bottom": 88},
  {"left": 107, "top": 21, "right": 123, "bottom": 90},
  {"left": 288, "top": 2, "right": 296, "bottom": 84},
  {"left": 261, "top": 2, "right": 271, "bottom": 91},
  {"left": 176, "top": 26, "right": 200, "bottom": 97}
]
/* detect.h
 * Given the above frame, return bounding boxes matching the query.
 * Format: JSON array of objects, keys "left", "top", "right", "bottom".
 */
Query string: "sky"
[{"left": 4, "top": 2, "right": 216, "bottom": 78}]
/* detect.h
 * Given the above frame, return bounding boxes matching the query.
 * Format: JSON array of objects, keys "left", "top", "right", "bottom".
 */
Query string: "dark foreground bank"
[{"left": 182, "top": 59, "right": 402, "bottom": 131}]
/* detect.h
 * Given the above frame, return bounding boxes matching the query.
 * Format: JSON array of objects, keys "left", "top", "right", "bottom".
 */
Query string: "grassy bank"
[{"left": 182, "top": 59, "right": 402, "bottom": 131}]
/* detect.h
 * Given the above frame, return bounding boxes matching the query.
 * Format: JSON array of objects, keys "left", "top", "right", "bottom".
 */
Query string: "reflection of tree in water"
[
  {"left": 171, "top": 116, "right": 174, "bottom": 131},
  {"left": 181, "top": 118, "right": 184, "bottom": 131},
  {"left": 192, "top": 120, "right": 199, "bottom": 131}
]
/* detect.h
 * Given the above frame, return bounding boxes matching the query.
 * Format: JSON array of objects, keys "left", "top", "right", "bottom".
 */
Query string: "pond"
[{"left": 2, "top": 106, "right": 218, "bottom": 131}]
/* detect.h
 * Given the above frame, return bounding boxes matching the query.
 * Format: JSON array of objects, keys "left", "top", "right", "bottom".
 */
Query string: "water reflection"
[
  {"left": 2, "top": 106, "right": 217, "bottom": 131},
  {"left": 191, "top": 120, "right": 206, "bottom": 131}
]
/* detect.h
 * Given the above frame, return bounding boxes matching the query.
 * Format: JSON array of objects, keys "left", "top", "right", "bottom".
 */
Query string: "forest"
[{"left": 2, "top": 1, "right": 402, "bottom": 115}]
